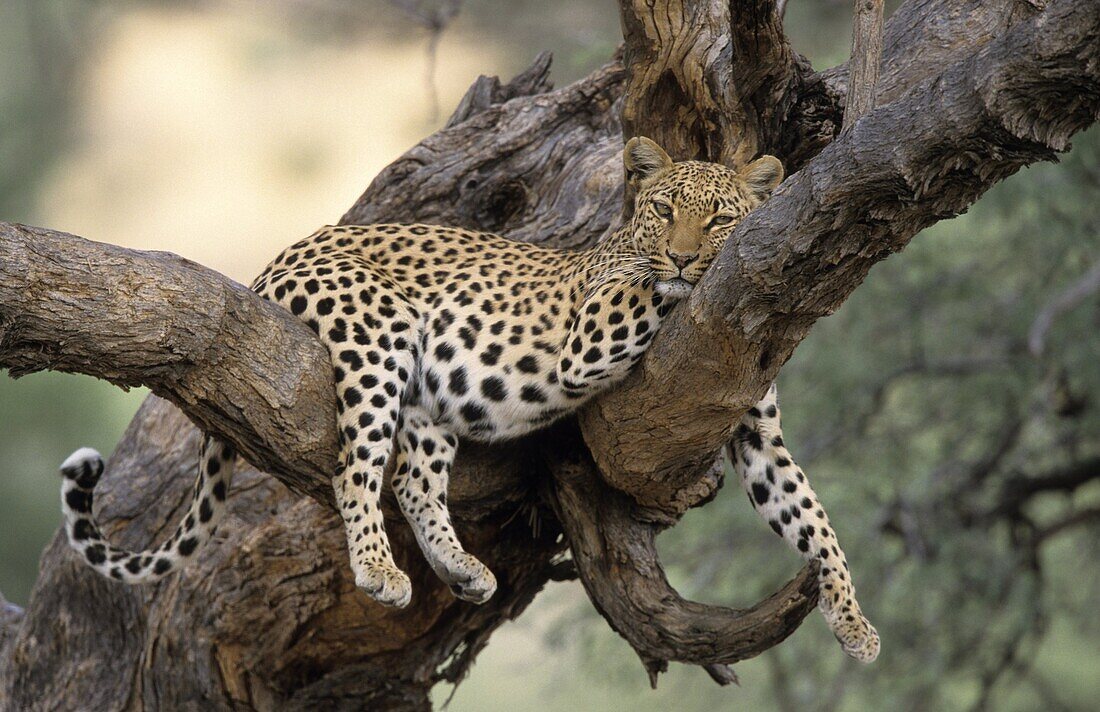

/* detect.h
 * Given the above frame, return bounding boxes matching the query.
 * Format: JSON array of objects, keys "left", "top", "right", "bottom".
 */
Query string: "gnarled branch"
[
  {"left": 0, "top": 223, "right": 338, "bottom": 505},
  {"left": 619, "top": 0, "right": 839, "bottom": 176},
  {"left": 542, "top": 425, "right": 818, "bottom": 680}
]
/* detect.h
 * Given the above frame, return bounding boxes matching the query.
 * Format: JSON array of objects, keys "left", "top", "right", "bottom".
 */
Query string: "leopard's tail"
[{"left": 58, "top": 436, "right": 235, "bottom": 583}]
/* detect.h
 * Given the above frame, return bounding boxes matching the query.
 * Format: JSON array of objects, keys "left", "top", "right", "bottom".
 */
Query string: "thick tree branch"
[
  {"left": 820, "top": 0, "right": 1045, "bottom": 106},
  {"left": 445, "top": 50, "right": 554, "bottom": 128},
  {"left": 0, "top": 223, "right": 338, "bottom": 505},
  {"left": 342, "top": 59, "right": 626, "bottom": 242}
]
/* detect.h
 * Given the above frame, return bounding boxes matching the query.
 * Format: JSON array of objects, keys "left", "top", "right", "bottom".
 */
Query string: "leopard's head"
[{"left": 624, "top": 136, "right": 784, "bottom": 299}]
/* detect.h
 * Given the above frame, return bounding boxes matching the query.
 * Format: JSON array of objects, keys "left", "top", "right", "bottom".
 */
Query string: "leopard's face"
[{"left": 623, "top": 137, "right": 784, "bottom": 299}]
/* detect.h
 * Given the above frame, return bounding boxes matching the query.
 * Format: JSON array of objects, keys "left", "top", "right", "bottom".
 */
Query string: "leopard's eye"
[
  {"left": 707, "top": 215, "right": 735, "bottom": 230},
  {"left": 652, "top": 201, "right": 673, "bottom": 219}
]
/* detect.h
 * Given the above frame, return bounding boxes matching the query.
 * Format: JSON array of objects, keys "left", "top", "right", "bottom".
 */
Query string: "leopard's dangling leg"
[
  {"left": 732, "top": 384, "right": 880, "bottom": 663},
  {"left": 393, "top": 406, "right": 496, "bottom": 603},
  {"left": 257, "top": 260, "right": 416, "bottom": 608}
]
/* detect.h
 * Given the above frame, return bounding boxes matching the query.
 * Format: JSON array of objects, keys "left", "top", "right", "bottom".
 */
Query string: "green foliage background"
[{"left": 2, "top": 2, "right": 1097, "bottom": 710}]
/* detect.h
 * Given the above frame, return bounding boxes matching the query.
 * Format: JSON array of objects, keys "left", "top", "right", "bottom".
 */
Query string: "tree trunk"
[{"left": 1, "top": 0, "right": 1097, "bottom": 709}]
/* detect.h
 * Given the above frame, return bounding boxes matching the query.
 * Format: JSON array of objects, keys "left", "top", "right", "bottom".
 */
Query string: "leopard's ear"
[
  {"left": 740, "top": 155, "right": 784, "bottom": 200},
  {"left": 624, "top": 136, "right": 674, "bottom": 189}
]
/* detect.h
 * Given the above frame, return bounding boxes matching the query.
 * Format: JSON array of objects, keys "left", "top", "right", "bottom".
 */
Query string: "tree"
[{"left": 1, "top": 0, "right": 1098, "bottom": 709}]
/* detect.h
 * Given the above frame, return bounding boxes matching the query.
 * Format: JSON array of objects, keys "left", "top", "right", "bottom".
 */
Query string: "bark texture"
[
  {"left": 0, "top": 225, "right": 338, "bottom": 504},
  {"left": 1, "top": 0, "right": 1098, "bottom": 709},
  {"left": 843, "top": 0, "right": 885, "bottom": 126}
]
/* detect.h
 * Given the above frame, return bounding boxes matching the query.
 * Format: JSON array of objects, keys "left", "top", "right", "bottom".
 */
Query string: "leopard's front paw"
[
  {"left": 823, "top": 602, "right": 880, "bottom": 663},
  {"left": 354, "top": 562, "right": 413, "bottom": 608},
  {"left": 436, "top": 551, "right": 497, "bottom": 604}
]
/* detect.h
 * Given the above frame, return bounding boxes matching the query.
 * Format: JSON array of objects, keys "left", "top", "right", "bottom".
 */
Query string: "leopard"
[{"left": 57, "top": 136, "right": 879, "bottom": 662}]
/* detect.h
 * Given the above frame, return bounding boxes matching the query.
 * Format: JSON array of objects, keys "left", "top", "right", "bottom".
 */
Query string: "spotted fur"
[
  {"left": 59, "top": 137, "right": 877, "bottom": 661},
  {"left": 733, "top": 384, "right": 880, "bottom": 662}
]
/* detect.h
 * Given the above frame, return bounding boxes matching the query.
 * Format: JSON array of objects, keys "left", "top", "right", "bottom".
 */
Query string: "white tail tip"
[{"left": 60, "top": 447, "right": 102, "bottom": 472}]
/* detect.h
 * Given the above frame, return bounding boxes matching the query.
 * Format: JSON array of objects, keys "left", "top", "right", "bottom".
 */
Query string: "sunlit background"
[{"left": 2, "top": 1, "right": 1098, "bottom": 710}]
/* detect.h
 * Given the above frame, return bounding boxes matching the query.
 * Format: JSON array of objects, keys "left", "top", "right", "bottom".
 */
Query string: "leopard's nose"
[{"left": 668, "top": 250, "right": 696, "bottom": 270}]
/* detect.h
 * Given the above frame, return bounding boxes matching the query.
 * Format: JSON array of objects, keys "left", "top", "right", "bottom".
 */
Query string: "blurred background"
[{"left": 1, "top": 1, "right": 1097, "bottom": 710}]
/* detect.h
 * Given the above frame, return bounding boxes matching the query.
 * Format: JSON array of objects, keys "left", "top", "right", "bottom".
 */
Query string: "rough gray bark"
[
  {"left": 843, "top": 0, "right": 885, "bottom": 126},
  {"left": 1, "top": 0, "right": 1098, "bottom": 709},
  {"left": 0, "top": 225, "right": 338, "bottom": 504},
  {"left": 618, "top": 0, "right": 840, "bottom": 182}
]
